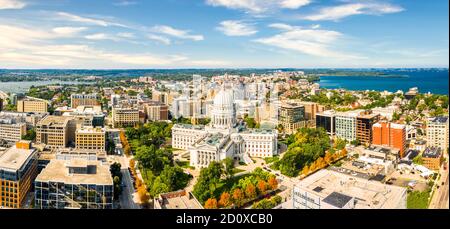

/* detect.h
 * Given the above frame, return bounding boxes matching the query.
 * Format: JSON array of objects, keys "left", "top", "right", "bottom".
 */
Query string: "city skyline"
[{"left": 0, "top": 0, "right": 448, "bottom": 69}]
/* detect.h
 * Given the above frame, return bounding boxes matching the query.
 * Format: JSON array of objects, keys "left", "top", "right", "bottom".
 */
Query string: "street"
[
  {"left": 119, "top": 168, "right": 141, "bottom": 209},
  {"left": 429, "top": 165, "right": 449, "bottom": 209}
]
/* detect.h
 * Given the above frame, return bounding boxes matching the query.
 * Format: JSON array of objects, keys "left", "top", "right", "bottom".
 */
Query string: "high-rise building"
[
  {"left": 0, "top": 117, "right": 27, "bottom": 142},
  {"left": 0, "top": 141, "right": 38, "bottom": 208},
  {"left": 279, "top": 101, "right": 305, "bottom": 134},
  {"left": 36, "top": 116, "right": 76, "bottom": 148},
  {"left": 70, "top": 93, "right": 99, "bottom": 109},
  {"left": 75, "top": 127, "right": 106, "bottom": 151},
  {"left": 296, "top": 101, "right": 325, "bottom": 121},
  {"left": 426, "top": 116, "right": 449, "bottom": 154},
  {"left": 335, "top": 110, "right": 363, "bottom": 141},
  {"left": 372, "top": 121, "right": 407, "bottom": 157},
  {"left": 145, "top": 102, "right": 169, "bottom": 121},
  {"left": 315, "top": 110, "right": 336, "bottom": 136},
  {"left": 111, "top": 107, "right": 139, "bottom": 128},
  {"left": 17, "top": 99, "right": 48, "bottom": 113},
  {"left": 63, "top": 105, "right": 105, "bottom": 127},
  {"left": 34, "top": 159, "right": 113, "bottom": 209},
  {"left": 356, "top": 112, "right": 380, "bottom": 145}
]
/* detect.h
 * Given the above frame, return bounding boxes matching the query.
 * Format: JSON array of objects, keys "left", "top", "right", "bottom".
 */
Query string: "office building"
[
  {"left": 315, "top": 110, "right": 336, "bottom": 136},
  {"left": 75, "top": 127, "right": 106, "bottom": 151},
  {"left": 426, "top": 116, "right": 449, "bottom": 154},
  {"left": 36, "top": 116, "right": 76, "bottom": 149},
  {"left": 17, "top": 99, "right": 48, "bottom": 113},
  {"left": 279, "top": 101, "right": 305, "bottom": 134},
  {"left": 335, "top": 110, "right": 363, "bottom": 141},
  {"left": 145, "top": 102, "right": 169, "bottom": 121},
  {"left": 0, "top": 117, "right": 27, "bottom": 142},
  {"left": 111, "top": 107, "right": 140, "bottom": 128},
  {"left": 372, "top": 121, "right": 407, "bottom": 157},
  {"left": 70, "top": 93, "right": 99, "bottom": 109},
  {"left": 356, "top": 111, "right": 380, "bottom": 145},
  {"left": 422, "top": 147, "right": 443, "bottom": 170},
  {"left": 63, "top": 105, "right": 105, "bottom": 127},
  {"left": 292, "top": 169, "right": 407, "bottom": 209},
  {"left": 34, "top": 159, "right": 113, "bottom": 209},
  {"left": 0, "top": 141, "right": 38, "bottom": 208}
]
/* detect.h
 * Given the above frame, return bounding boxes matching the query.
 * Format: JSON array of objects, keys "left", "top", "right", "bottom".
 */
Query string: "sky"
[{"left": 0, "top": 0, "right": 448, "bottom": 69}]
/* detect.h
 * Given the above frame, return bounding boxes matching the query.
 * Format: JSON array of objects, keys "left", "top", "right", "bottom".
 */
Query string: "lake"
[
  {"left": 319, "top": 69, "right": 449, "bottom": 95},
  {"left": 0, "top": 81, "right": 92, "bottom": 94}
]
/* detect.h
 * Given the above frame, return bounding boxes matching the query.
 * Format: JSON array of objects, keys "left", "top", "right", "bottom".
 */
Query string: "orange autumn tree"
[
  {"left": 138, "top": 186, "right": 149, "bottom": 204},
  {"left": 232, "top": 188, "right": 244, "bottom": 207},
  {"left": 324, "top": 152, "right": 333, "bottom": 164},
  {"left": 267, "top": 176, "right": 278, "bottom": 190},
  {"left": 245, "top": 184, "right": 257, "bottom": 199},
  {"left": 218, "top": 192, "right": 231, "bottom": 208},
  {"left": 257, "top": 180, "right": 267, "bottom": 194},
  {"left": 301, "top": 165, "right": 309, "bottom": 175},
  {"left": 204, "top": 198, "right": 218, "bottom": 209}
]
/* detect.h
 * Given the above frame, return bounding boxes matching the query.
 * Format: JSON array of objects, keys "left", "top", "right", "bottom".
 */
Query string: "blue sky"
[{"left": 0, "top": 0, "right": 448, "bottom": 69}]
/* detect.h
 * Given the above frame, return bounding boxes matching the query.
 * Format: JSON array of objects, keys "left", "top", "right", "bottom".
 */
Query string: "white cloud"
[
  {"left": 255, "top": 23, "right": 363, "bottom": 59},
  {"left": 0, "top": 24, "right": 229, "bottom": 68},
  {"left": 217, "top": 20, "right": 257, "bottom": 36},
  {"left": 302, "top": 2, "right": 404, "bottom": 21},
  {"left": 56, "top": 12, "right": 128, "bottom": 28},
  {"left": 311, "top": 24, "right": 321, "bottom": 29},
  {"left": 0, "top": 0, "right": 26, "bottom": 9},
  {"left": 152, "top": 25, "right": 204, "bottom": 41},
  {"left": 113, "top": 1, "right": 138, "bottom": 6},
  {"left": 85, "top": 33, "right": 119, "bottom": 41},
  {"left": 205, "top": 0, "right": 310, "bottom": 14},
  {"left": 117, "top": 32, "right": 135, "bottom": 38},
  {"left": 147, "top": 34, "right": 171, "bottom": 45},
  {"left": 52, "top": 27, "right": 87, "bottom": 37}
]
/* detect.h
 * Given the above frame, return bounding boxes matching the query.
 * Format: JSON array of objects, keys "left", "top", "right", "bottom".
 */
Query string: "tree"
[
  {"left": 110, "top": 162, "right": 122, "bottom": 180},
  {"left": 257, "top": 180, "right": 267, "bottom": 194},
  {"left": 232, "top": 188, "right": 244, "bottom": 207},
  {"left": 138, "top": 186, "right": 149, "bottom": 205},
  {"left": 218, "top": 192, "right": 231, "bottom": 208},
  {"left": 301, "top": 165, "right": 309, "bottom": 176},
  {"left": 22, "top": 128, "right": 36, "bottom": 141},
  {"left": 324, "top": 152, "right": 332, "bottom": 165},
  {"left": 245, "top": 184, "right": 257, "bottom": 199},
  {"left": 204, "top": 198, "right": 218, "bottom": 209},
  {"left": 267, "top": 176, "right": 278, "bottom": 190},
  {"left": 222, "top": 157, "right": 235, "bottom": 179},
  {"left": 193, "top": 162, "right": 224, "bottom": 203}
]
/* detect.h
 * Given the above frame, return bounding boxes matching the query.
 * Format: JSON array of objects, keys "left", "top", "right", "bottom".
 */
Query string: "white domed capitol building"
[{"left": 172, "top": 86, "right": 278, "bottom": 169}]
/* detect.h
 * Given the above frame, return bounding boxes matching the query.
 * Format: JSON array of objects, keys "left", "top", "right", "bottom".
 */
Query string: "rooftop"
[
  {"left": 423, "top": 147, "right": 442, "bottom": 158},
  {"left": 37, "top": 115, "right": 73, "bottom": 127},
  {"left": 295, "top": 169, "right": 406, "bottom": 209},
  {"left": 0, "top": 146, "right": 36, "bottom": 171},
  {"left": 428, "top": 116, "right": 448, "bottom": 124},
  {"left": 36, "top": 159, "right": 113, "bottom": 185},
  {"left": 76, "top": 127, "right": 106, "bottom": 134}
]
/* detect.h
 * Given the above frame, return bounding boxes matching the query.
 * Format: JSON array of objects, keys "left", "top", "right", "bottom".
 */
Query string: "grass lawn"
[
  {"left": 407, "top": 190, "right": 431, "bottom": 209},
  {"left": 176, "top": 160, "right": 194, "bottom": 169},
  {"left": 264, "top": 156, "right": 279, "bottom": 164},
  {"left": 232, "top": 168, "right": 245, "bottom": 174}
]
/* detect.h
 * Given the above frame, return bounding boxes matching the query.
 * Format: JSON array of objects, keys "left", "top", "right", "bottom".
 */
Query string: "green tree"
[{"left": 223, "top": 157, "right": 235, "bottom": 179}]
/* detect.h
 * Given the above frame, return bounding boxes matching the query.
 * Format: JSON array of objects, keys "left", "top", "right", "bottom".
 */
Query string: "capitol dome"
[
  {"left": 214, "top": 88, "right": 234, "bottom": 107},
  {"left": 211, "top": 87, "right": 236, "bottom": 129}
]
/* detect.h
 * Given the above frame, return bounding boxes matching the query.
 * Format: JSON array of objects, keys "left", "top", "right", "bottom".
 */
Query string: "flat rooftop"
[
  {"left": 0, "top": 146, "right": 36, "bottom": 171},
  {"left": 36, "top": 159, "right": 113, "bottom": 185},
  {"left": 428, "top": 116, "right": 448, "bottom": 124},
  {"left": 158, "top": 194, "right": 203, "bottom": 209},
  {"left": 423, "top": 147, "right": 442, "bottom": 158},
  {"left": 37, "top": 115, "right": 72, "bottom": 127},
  {"left": 76, "top": 127, "right": 106, "bottom": 134},
  {"left": 295, "top": 169, "right": 407, "bottom": 209}
]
